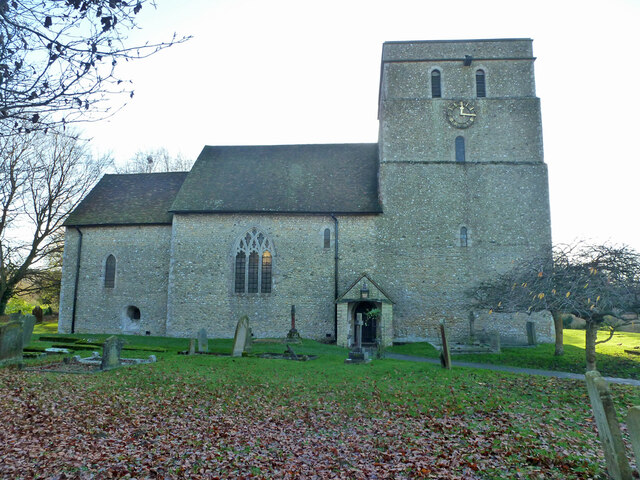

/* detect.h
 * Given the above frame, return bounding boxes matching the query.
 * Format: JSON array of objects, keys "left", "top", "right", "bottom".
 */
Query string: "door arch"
[{"left": 354, "top": 301, "right": 378, "bottom": 345}]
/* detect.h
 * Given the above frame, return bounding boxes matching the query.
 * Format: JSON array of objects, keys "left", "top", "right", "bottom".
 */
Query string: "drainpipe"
[
  {"left": 71, "top": 227, "right": 83, "bottom": 334},
  {"left": 330, "top": 214, "right": 339, "bottom": 339}
]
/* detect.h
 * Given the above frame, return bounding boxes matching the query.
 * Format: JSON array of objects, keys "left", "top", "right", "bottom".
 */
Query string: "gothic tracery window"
[{"left": 234, "top": 228, "right": 273, "bottom": 294}]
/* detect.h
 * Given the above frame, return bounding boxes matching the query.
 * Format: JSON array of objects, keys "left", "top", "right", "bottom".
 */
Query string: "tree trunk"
[
  {"left": 585, "top": 321, "right": 598, "bottom": 372},
  {"left": 551, "top": 310, "right": 564, "bottom": 356},
  {"left": 0, "top": 288, "right": 11, "bottom": 316}
]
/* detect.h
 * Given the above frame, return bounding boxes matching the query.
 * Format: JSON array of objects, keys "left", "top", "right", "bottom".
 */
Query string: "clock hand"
[{"left": 460, "top": 111, "right": 476, "bottom": 117}]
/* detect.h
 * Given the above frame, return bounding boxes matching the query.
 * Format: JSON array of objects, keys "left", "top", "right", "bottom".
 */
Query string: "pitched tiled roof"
[
  {"left": 170, "top": 144, "right": 382, "bottom": 214},
  {"left": 64, "top": 172, "right": 188, "bottom": 226}
]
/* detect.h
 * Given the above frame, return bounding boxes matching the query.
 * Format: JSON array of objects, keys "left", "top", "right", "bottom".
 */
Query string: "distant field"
[{"left": 389, "top": 329, "right": 640, "bottom": 379}]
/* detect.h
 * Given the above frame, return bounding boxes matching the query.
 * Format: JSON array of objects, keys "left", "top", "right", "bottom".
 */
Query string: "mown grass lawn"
[
  {"left": 388, "top": 329, "right": 640, "bottom": 380},
  {"left": 1, "top": 330, "right": 639, "bottom": 479}
]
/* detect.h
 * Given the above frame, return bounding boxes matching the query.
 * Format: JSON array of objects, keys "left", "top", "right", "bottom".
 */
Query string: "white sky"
[{"left": 82, "top": 0, "right": 640, "bottom": 251}]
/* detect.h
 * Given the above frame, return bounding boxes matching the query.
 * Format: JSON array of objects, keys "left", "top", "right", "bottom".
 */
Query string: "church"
[{"left": 58, "top": 39, "right": 553, "bottom": 346}]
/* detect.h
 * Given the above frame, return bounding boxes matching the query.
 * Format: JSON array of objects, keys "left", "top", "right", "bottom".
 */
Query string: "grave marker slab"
[
  {"left": 21, "top": 315, "right": 36, "bottom": 348},
  {"left": 490, "top": 332, "right": 501, "bottom": 354},
  {"left": 0, "top": 321, "right": 24, "bottom": 366},
  {"left": 189, "top": 338, "right": 196, "bottom": 355},
  {"left": 439, "top": 320, "right": 451, "bottom": 369},
  {"left": 197, "top": 329, "right": 208, "bottom": 353},
  {"left": 32, "top": 306, "right": 43, "bottom": 324},
  {"left": 101, "top": 336, "right": 125, "bottom": 371},
  {"left": 628, "top": 406, "right": 640, "bottom": 467},
  {"left": 585, "top": 371, "right": 632, "bottom": 480},
  {"left": 526, "top": 321, "right": 537, "bottom": 346},
  {"left": 345, "top": 314, "right": 370, "bottom": 364},
  {"left": 232, "top": 316, "right": 250, "bottom": 357}
]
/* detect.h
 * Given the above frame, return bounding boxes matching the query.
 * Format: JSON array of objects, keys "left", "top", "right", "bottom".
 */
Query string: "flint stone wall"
[{"left": 59, "top": 225, "right": 172, "bottom": 335}]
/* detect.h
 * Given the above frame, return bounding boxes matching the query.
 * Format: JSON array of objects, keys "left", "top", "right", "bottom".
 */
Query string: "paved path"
[{"left": 385, "top": 353, "right": 640, "bottom": 387}]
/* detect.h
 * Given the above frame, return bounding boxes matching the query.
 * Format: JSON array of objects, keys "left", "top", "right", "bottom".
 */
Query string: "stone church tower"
[
  {"left": 358, "top": 38, "right": 552, "bottom": 341},
  {"left": 58, "top": 39, "right": 552, "bottom": 345}
]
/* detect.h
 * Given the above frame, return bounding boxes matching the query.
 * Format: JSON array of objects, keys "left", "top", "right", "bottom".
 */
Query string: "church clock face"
[{"left": 446, "top": 100, "right": 477, "bottom": 129}]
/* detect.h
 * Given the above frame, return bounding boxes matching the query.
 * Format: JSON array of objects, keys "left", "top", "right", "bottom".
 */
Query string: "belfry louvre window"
[
  {"left": 234, "top": 228, "right": 273, "bottom": 294},
  {"left": 476, "top": 69, "right": 486, "bottom": 97},
  {"left": 431, "top": 70, "right": 442, "bottom": 98},
  {"left": 104, "top": 255, "right": 116, "bottom": 288}
]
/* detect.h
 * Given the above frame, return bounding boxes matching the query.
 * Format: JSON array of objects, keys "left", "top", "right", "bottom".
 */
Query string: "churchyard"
[{"left": 0, "top": 326, "right": 639, "bottom": 479}]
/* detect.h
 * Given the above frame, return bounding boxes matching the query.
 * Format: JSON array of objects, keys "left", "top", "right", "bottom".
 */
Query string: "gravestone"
[
  {"left": 101, "top": 336, "right": 125, "bottom": 371},
  {"left": 526, "top": 321, "right": 537, "bottom": 346},
  {"left": 585, "top": 371, "right": 632, "bottom": 480},
  {"left": 197, "top": 329, "right": 208, "bottom": 353},
  {"left": 286, "top": 305, "right": 301, "bottom": 343},
  {"left": 439, "top": 320, "right": 452, "bottom": 369},
  {"left": 628, "top": 406, "right": 640, "bottom": 466},
  {"left": 490, "top": 332, "right": 501, "bottom": 354},
  {"left": 21, "top": 314, "right": 36, "bottom": 348},
  {"left": 0, "top": 321, "right": 24, "bottom": 366},
  {"left": 232, "top": 315, "right": 250, "bottom": 357},
  {"left": 468, "top": 311, "right": 476, "bottom": 343},
  {"left": 32, "top": 306, "right": 43, "bottom": 324},
  {"left": 188, "top": 338, "right": 196, "bottom": 355},
  {"left": 244, "top": 327, "right": 253, "bottom": 353},
  {"left": 345, "top": 314, "right": 370, "bottom": 364}
]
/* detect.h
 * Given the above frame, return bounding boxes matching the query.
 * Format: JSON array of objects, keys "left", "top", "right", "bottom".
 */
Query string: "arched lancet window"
[
  {"left": 460, "top": 227, "right": 468, "bottom": 247},
  {"left": 104, "top": 254, "right": 116, "bottom": 288},
  {"left": 455, "top": 136, "right": 466, "bottom": 163},
  {"left": 476, "top": 69, "right": 486, "bottom": 98},
  {"left": 234, "top": 228, "right": 273, "bottom": 294},
  {"left": 323, "top": 228, "right": 331, "bottom": 249},
  {"left": 431, "top": 70, "right": 442, "bottom": 98}
]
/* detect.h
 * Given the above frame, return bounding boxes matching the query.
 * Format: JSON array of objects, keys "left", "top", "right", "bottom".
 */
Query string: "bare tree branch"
[
  {"left": 0, "top": 131, "right": 106, "bottom": 313},
  {"left": 0, "top": 0, "right": 190, "bottom": 135}
]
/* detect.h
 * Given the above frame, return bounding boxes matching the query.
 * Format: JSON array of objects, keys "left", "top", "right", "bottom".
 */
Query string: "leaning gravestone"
[
  {"left": 439, "top": 320, "right": 452, "bottom": 369},
  {"left": 21, "top": 314, "right": 36, "bottom": 348},
  {"left": 585, "top": 371, "right": 632, "bottom": 480},
  {"left": 232, "top": 316, "right": 250, "bottom": 357},
  {"left": 101, "top": 336, "right": 125, "bottom": 371},
  {"left": 628, "top": 406, "right": 640, "bottom": 467},
  {"left": 526, "top": 321, "right": 537, "bottom": 346},
  {"left": 0, "top": 320, "right": 24, "bottom": 366},
  {"left": 197, "top": 328, "right": 208, "bottom": 353}
]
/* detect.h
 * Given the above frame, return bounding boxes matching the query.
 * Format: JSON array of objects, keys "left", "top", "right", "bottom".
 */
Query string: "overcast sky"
[{"left": 81, "top": 0, "right": 640, "bottom": 251}]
